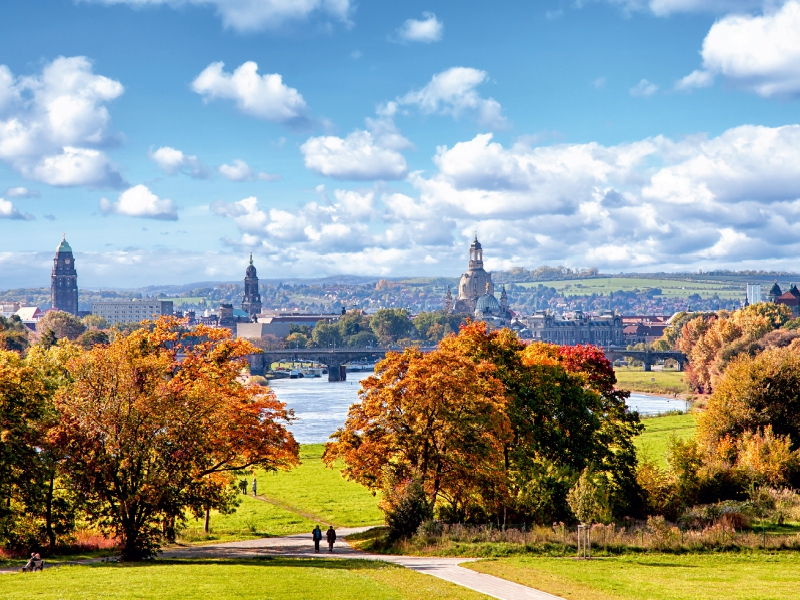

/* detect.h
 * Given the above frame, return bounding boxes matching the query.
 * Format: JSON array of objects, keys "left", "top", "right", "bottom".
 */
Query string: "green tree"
[
  {"left": 413, "top": 311, "right": 466, "bottom": 342},
  {"left": 0, "top": 315, "right": 29, "bottom": 353},
  {"left": 567, "top": 469, "right": 603, "bottom": 524},
  {"left": 82, "top": 314, "right": 109, "bottom": 329},
  {"left": 285, "top": 332, "right": 308, "bottom": 349},
  {"left": 37, "top": 311, "right": 86, "bottom": 341},
  {"left": 369, "top": 309, "right": 413, "bottom": 345},
  {"left": 311, "top": 321, "right": 343, "bottom": 348},
  {"left": 78, "top": 329, "right": 109, "bottom": 350}
]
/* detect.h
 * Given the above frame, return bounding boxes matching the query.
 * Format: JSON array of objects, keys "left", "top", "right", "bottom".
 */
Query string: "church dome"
[
  {"left": 56, "top": 236, "right": 72, "bottom": 253},
  {"left": 246, "top": 264, "right": 257, "bottom": 277},
  {"left": 475, "top": 293, "right": 502, "bottom": 315},
  {"left": 769, "top": 282, "right": 782, "bottom": 298}
]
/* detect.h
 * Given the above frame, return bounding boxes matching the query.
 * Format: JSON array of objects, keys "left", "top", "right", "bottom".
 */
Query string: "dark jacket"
[{"left": 326, "top": 528, "right": 336, "bottom": 542}]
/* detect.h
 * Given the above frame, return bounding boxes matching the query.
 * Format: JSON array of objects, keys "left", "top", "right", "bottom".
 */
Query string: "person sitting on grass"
[{"left": 326, "top": 526, "right": 336, "bottom": 552}]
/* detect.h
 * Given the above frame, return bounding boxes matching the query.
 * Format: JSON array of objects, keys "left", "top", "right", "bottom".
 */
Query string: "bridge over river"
[
  {"left": 248, "top": 347, "right": 437, "bottom": 381},
  {"left": 602, "top": 347, "right": 687, "bottom": 371}
]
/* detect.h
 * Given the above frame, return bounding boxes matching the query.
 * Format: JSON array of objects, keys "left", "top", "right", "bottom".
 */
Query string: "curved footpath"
[
  {"left": 161, "top": 527, "right": 564, "bottom": 600},
  {"left": 2, "top": 528, "right": 563, "bottom": 599}
]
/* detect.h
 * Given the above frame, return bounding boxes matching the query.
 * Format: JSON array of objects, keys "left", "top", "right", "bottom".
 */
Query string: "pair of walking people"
[{"left": 312, "top": 525, "right": 336, "bottom": 553}]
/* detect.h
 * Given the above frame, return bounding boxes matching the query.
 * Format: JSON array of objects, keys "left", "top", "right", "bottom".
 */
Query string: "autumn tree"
[
  {"left": 56, "top": 318, "right": 299, "bottom": 559},
  {"left": 327, "top": 322, "right": 643, "bottom": 527},
  {"left": 324, "top": 345, "right": 511, "bottom": 529},
  {"left": 0, "top": 351, "right": 51, "bottom": 548}
]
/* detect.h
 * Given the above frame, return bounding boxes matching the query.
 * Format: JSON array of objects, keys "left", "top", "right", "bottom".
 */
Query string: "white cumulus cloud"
[
  {"left": 82, "top": 0, "right": 354, "bottom": 32},
  {"left": 100, "top": 184, "right": 178, "bottom": 220},
  {"left": 0, "top": 57, "right": 124, "bottom": 188},
  {"left": 150, "top": 146, "right": 208, "bottom": 178},
  {"left": 192, "top": 61, "right": 309, "bottom": 125},
  {"left": 398, "top": 67, "right": 508, "bottom": 129},
  {"left": 218, "top": 159, "right": 281, "bottom": 182},
  {"left": 395, "top": 12, "right": 443, "bottom": 43},
  {"left": 684, "top": 1, "right": 800, "bottom": 97},
  {"left": 0, "top": 198, "right": 34, "bottom": 220},
  {"left": 301, "top": 130, "right": 408, "bottom": 180}
]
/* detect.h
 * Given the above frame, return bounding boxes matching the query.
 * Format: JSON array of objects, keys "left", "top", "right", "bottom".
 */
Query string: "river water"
[{"left": 270, "top": 374, "right": 690, "bottom": 444}]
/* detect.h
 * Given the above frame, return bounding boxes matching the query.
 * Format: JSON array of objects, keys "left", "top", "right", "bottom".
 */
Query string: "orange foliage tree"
[
  {"left": 325, "top": 322, "right": 642, "bottom": 528},
  {"left": 55, "top": 318, "right": 299, "bottom": 559}
]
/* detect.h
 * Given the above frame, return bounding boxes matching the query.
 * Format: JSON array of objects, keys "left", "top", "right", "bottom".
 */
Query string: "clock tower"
[{"left": 51, "top": 234, "right": 79, "bottom": 315}]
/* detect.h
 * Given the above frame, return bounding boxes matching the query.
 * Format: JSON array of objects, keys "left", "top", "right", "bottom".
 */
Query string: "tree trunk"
[
  {"left": 204, "top": 508, "right": 210, "bottom": 534},
  {"left": 45, "top": 473, "right": 56, "bottom": 548}
]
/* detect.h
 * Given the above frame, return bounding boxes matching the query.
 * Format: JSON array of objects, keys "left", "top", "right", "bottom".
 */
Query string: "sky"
[{"left": 2, "top": 0, "right": 800, "bottom": 288}]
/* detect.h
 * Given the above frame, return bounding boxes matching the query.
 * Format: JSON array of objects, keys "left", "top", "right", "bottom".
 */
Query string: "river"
[{"left": 270, "top": 374, "right": 690, "bottom": 444}]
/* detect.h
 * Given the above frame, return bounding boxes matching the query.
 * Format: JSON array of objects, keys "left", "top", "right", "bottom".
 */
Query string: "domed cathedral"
[
  {"left": 452, "top": 235, "right": 494, "bottom": 313},
  {"left": 51, "top": 234, "right": 78, "bottom": 315},
  {"left": 448, "top": 235, "right": 512, "bottom": 326},
  {"left": 241, "top": 253, "right": 262, "bottom": 320}
]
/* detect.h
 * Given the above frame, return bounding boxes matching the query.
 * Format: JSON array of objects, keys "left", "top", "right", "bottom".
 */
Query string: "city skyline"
[{"left": 3, "top": 1, "right": 800, "bottom": 288}]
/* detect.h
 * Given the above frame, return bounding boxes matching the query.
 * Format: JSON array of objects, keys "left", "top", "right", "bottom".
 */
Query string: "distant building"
[
  {"left": 237, "top": 321, "right": 291, "bottom": 340},
  {"left": 241, "top": 253, "right": 262, "bottom": 320},
  {"left": 51, "top": 235, "right": 78, "bottom": 315},
  {"left": 0, "top": 302, "right": 21, "bottom": 318},
  {"left": 256, "top": 312, "right": 339, "bottom": 328},
  {"left": 527, "top": 310, "right": 623, "bottom": 346},
  {"left": 775, "top": 284, "right": 800, "bottom": 317},
  {"left": 768, "top": 281, "right": 783, "bottom": 303},
  {"left": 621, "top": 315, "right": 669, "bottom": 344},
  {"left": 91, "top": 299, "right": 174, "bottom": 325},
  {"left": 453, "top": 236, "right": 494, "bottom": 313},
  {"left": 14, "top": 306, "right": 43, "bottom": 331}
]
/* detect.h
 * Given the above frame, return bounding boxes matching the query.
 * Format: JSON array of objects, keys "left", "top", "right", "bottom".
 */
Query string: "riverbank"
[{"left": 614, "top": 368, "right": 692, "bottom": 397}]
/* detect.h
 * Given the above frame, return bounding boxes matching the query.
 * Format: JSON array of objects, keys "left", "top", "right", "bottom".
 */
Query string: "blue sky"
[{"left": 2, "top": 0, "right": 800, "bottom": 288}]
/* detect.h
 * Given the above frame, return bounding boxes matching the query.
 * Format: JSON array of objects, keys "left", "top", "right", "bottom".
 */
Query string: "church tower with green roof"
[{"left": 51, "top": 234, "right": 78, "bottom": 315}]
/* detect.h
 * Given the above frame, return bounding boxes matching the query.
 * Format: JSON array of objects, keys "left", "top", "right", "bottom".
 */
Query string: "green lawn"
[
  {"left": 614, "top": 369, "right": 691, "bottom": 395},
  {"left": 517, "top": 277, "right": 741, "bottom": 299},
  {"left": 256, "top": 444, "right": 384, "bottom": 528},
  {"left": 2, "top": 559, "right": 488, "bottom": 600},
  {"left": 467, "top": 554, "right": 800, "bottom": 600},
  {"left": 181, "top": 495, "right": 318, "bottom": 543},
  {"left": 635, "top": 413, "right": 697, "bottom": 468}
]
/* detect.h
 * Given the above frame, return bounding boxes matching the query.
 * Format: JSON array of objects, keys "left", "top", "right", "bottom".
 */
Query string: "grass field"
[
  {"left": 181, "top": 495, "right": 318, "bottom": 543},
  {"left": 467, "top": 554, "right": 800, "bottom": 600},
  {"left": 635, "top": 413, "right": 697, "bottom": 468},
  {"left": 518, "top": 277, "right": 741, "bottom": 299},
  {"left": 1, "top": 559, "right": 488, "bottom": 600},
  {"left": 255, "top": 444, "right": 383, "bottom": 528},
  {"left": 614, "top": 369, "right": 691, "bottom": 395}
]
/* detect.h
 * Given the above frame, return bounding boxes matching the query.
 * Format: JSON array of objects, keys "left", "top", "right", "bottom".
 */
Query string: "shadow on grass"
[{"left": 78, "top": 557, "right": 394, "bottom": 571}]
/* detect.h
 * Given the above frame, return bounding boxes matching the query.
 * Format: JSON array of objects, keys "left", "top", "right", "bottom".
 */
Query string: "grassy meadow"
[
  {"left": 1, "top": 559, "right": 488, "bottom": 600},
  {"left": 467, "top": 554, "right": 800, "bottom": 600},
  {"left": 614, "top": 369, "right": 691, "bottom": 395},
  {"left": 255, "top": 444, "right": 384, "bottom": 528},
  {"left": 635, "top": 413, "right": 697, "bottom": 468},
  {"left": 518, "top": 277, "right": 741, "bottom": 299}
]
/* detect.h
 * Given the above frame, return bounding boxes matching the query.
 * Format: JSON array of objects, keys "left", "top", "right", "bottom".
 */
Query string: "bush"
[{"left": 381, "top": 478, "right": 433, "bottom": 541}]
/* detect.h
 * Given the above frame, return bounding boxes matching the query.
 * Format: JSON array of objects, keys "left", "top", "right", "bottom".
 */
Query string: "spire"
[{"left": 249, "top": 252, "right": 253, "bottom": 265}]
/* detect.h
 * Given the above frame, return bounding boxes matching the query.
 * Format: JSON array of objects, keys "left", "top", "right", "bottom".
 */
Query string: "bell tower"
[
  {"left": 51, "top": 234, "right": 79, "bottom": 315},
  {"left": 241, "top": 253, "right": 262, "bottom": 320}
]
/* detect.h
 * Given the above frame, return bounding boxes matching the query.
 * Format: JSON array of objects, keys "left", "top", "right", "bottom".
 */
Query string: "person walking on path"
[
  {"left": 240, "top": 479, "right": 247, "bottom": 495},
  {"left": 312, "top": 525, "right": 322, "bottom": 553},
  {"left": 326, "top": 526, "right": 336, "bottom": 552},
  {"left": 251, "top": 477, "right": 257, "bottom": 496}
]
